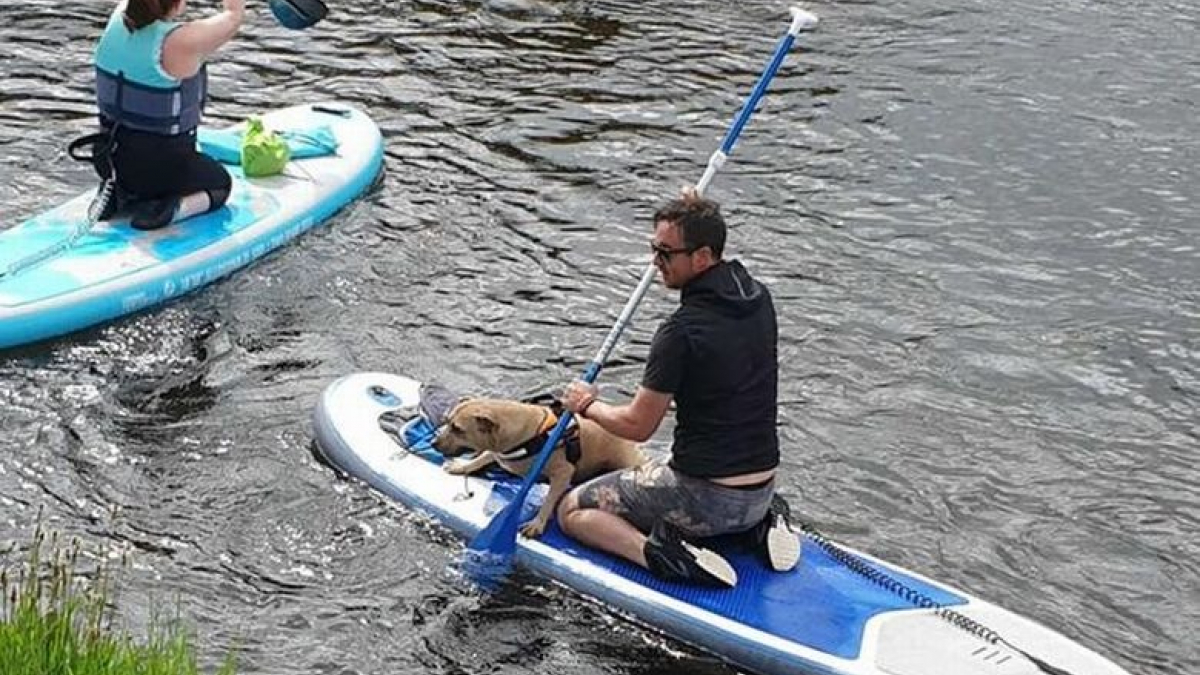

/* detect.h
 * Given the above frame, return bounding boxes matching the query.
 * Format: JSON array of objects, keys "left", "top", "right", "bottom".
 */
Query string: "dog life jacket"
[
  {"left": 496, "top": 405, "right": 582, "bottom": 465},
  {"left": 94, "top": 5, "right": 207, "bottom": 136}
]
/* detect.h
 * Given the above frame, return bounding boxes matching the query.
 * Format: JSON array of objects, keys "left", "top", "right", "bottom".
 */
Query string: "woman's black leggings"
[{"left": 110, "top": 125, "right": 231, "bottom": 211}]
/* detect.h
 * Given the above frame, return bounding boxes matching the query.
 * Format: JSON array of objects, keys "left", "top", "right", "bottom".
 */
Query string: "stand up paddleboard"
[
  {"left": 312, "top": 372, "right": 1132, "bottom": 675},
  {"left": 0, "top": 102, "right": 383, "bottom": 350}
]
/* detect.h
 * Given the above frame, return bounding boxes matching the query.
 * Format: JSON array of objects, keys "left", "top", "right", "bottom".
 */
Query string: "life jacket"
[
  {"left": 498, "top": 396, "right": 582, "bottom": 465},
  {"left": 93, "top": 3, "right": 207, "bottom": 136}
]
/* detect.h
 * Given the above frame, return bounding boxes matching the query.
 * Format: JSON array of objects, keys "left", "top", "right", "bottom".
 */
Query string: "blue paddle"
[
  {"left": 467, "top": 6, "right": 821, "bottom": 566},
  {"left": 268, "top": 0, "right": 328, "bottom": 30}
]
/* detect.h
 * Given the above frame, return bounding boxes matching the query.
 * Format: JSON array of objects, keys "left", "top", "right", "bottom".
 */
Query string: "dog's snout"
[{"left": 432, "top": 431, "right": 472, "bottom": 457}]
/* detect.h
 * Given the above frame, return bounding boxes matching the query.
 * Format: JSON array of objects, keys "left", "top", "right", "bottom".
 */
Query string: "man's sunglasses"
[{"left": 650, "top": 241, "right": 698, "bottom": 262}]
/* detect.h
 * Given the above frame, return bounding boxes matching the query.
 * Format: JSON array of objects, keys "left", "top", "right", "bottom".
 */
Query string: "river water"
[{"left": 0, "top": 1, "right": 1196, "bottom": 674}]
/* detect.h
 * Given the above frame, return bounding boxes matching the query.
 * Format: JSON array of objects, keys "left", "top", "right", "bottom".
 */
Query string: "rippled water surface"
[{"left": 1, "top": 1, "right": 1196, "bottom": 674}]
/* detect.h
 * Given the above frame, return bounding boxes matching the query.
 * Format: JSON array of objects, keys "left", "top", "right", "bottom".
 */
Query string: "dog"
[{"left": 432, "top": 398, "right": 645, "bottom": 538}]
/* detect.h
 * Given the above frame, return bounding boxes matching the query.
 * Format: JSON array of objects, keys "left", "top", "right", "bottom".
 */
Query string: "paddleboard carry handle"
[
  {"left": 312, "top": 104, "right": 351, "bottom": 117},
  {"left": 466, "top": 6, "right": 822, "bottom": 568}
]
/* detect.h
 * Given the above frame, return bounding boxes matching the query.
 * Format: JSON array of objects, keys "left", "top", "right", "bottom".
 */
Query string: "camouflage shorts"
[{"left": 573, "top": 456, "right": 774, "bottom": 538}]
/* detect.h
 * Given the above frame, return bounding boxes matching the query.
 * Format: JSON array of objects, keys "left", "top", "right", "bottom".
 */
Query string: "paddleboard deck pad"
[
  {"left": 312, "top": 372, "right": 1132, "bottom": 675},
  {"left": 0, "top": 102, "right": 383, "bottom": 349}
]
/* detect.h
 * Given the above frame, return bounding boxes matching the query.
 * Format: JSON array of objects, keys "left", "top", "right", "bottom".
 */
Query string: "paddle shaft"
[
  {"left": 696, "top": 7, "right": 818, "bottom": 196},
  {"left": 468, "top": 6, "right": 820, "bottom": 558}
]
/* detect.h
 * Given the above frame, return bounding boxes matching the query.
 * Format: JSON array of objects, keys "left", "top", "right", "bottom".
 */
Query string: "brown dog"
[{"left": 432, "top": 398, "right": 645, "bottom": 538}]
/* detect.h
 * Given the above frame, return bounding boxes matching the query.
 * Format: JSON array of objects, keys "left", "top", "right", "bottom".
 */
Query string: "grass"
[{"left": 0, "top": 524, "right": 236, "bottom": 675}]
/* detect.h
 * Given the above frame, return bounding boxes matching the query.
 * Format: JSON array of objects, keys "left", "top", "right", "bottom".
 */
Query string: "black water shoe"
[
  {"left": 644, "top": 520, "right": 737, "bottom": 588},
  {"left": 131, "top": 198, "right": 178, "bottom": 231},
  {"left": 750, "top": 494, "right": 801, "bottom": 572}
]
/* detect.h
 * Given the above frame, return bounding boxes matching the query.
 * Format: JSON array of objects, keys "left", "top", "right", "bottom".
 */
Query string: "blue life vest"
[{"left": 93, "top": 4, "right": 207, "bottom": 136}]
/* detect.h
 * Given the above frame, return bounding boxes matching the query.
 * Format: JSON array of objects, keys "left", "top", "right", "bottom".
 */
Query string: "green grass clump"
[{"left": 0, "top": 525, "right": 235, "bottom": 675}]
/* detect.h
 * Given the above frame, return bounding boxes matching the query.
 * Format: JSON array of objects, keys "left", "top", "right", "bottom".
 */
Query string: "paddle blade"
[
  {"left": 268, "top": 0, "right": 327, "bottom": 30},
  {"left": 468, "top": 495, "right": 526, "bottom": 558},
  {"left": 460, "top": 546, "right": 514, "bottom": 591},
  {"left": 461, "top": 479, "right": 541, "bottom": 588},
  {"left": 467, "top": 413, "right": 575, "bottom": 563}
]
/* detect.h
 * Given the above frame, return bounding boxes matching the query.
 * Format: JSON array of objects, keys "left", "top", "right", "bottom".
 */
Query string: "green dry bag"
[{"left": 241, "top": 116, "right": 291, "bottom": 177}]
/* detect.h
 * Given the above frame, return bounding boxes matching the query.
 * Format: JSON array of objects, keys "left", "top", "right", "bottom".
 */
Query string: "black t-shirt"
[{"left": 642, "top": 260, "right": 779, "bottom": 478}]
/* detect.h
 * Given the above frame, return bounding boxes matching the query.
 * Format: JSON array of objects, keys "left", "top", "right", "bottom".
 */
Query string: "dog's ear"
[{"left": 470, "top": 411, "right": 499, "bottom": 436}]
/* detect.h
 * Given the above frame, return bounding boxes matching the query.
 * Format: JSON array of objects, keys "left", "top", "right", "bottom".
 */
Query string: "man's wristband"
[{"left": 577, "top": 397, "right": 597, "bottom": 419}]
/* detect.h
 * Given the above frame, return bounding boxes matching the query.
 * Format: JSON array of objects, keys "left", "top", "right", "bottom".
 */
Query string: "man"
[{"left": 558, "top": 194, "right": 799, "bottom": 588}]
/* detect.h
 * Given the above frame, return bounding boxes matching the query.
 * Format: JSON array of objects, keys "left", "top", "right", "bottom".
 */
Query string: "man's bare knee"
[{"left": 557, "top": 490, "right": 581, "bottom": 524}]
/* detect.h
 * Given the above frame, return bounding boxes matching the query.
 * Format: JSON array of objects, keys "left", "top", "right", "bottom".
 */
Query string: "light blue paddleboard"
[
  {"left": 312, "top": 372, "right": 1132, "bottom": 675},
  {"left": 0, "top": 102, "right": 383, "bottom": 350}
]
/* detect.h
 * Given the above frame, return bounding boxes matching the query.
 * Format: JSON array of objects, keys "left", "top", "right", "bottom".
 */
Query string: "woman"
[{"left": 93, "top": 0, "right": 244, "bottom": 230}]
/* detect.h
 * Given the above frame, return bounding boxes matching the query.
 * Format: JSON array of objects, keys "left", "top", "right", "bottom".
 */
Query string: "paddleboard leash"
[
  {"left": 798, "top": 522, "right": 1077, "bottom": 675},
  {"left": 1, "top": 177, "right": 114, "bottom": 280}
]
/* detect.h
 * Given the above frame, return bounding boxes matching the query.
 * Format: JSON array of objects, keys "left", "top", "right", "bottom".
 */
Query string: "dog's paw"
[
  {"left": 443, "top": 460, "right": 471, "bottom": 475},
  {"left": 520, "top": 519, "right": 547, "bottom": 539}
]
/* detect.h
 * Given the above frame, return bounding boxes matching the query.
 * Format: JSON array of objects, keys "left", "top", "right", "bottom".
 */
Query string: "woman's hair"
[{"left": 123, "top": 0, "right": 181, "bottom": 31}]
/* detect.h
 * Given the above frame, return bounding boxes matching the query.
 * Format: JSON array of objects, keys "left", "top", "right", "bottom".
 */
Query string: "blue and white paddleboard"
[
  {"left": 0, "top": 102, "right": 383, "bottom": 350},
  {"left": 312, "top": 372, "right": 1132, "bottom": 675}
]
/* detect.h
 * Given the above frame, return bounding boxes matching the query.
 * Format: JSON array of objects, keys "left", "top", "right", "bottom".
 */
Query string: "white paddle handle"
[{"left": 789, "top": 7, "right": 820, "bottom": 35}]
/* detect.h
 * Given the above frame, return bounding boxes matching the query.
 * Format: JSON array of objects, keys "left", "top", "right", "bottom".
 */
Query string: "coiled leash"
[
  {"left": 0, "top": 130, "right": 118, "bottom": 280},
  {"left": 798, "top": 522, "right": 1076, "bottom": 675}
]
